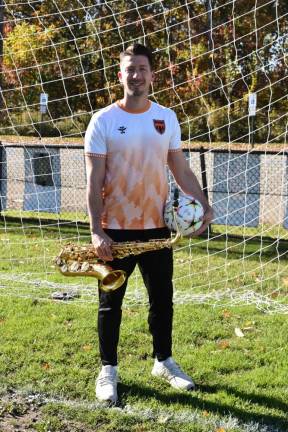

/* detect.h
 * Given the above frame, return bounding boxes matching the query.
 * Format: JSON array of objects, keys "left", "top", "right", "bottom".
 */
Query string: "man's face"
[{"left": 118, "top": 55, "right": 154, "bottom": 97}]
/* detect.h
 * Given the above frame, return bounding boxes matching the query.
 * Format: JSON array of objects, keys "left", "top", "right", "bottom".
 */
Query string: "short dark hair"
[{"left": 120, "top": 43, "right": 153, "bottom": 69}]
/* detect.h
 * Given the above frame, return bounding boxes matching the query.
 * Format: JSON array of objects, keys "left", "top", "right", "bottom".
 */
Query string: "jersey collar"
[{"left": 116, "top": 100, "right": 152, "bottom": 114}]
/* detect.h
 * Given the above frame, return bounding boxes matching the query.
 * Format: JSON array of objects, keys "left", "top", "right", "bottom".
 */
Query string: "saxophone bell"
[
  {"left": 95, "top": 264, "right": 126, "bottom": 292},
  {"left": 56, "top": 257, "right": 126, "bottom": 292}
]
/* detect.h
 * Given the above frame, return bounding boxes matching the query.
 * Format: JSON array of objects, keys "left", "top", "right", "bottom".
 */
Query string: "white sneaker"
[
  {"left": 96, "top": 365, "right": 118, "bottom": 404},
  {"left": 152, "top": 357, "right": 195, "bottom": 390}
]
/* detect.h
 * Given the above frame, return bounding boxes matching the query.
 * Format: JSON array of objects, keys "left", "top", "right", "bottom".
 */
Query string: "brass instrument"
[{"left": 55, "top": 233, "right": 180, "bottom": 293}]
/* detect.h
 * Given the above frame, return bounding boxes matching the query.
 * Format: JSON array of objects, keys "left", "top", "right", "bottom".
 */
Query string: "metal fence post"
[
  {"left": 199, "top": 146, "right": 212, "bottom": 235},
  {"left": 200, "top": 146, "right": 209, "bottom": 200}
]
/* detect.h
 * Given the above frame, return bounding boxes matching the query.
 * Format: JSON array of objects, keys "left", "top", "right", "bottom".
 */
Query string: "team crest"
[{"left": 153, "top": 119, "right": 165, "bottom": 135}]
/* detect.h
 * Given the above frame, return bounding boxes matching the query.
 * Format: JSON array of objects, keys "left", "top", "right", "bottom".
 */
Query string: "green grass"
[
  {"left": 1, "top": 299, "right": 288, "bottom": 431},
  {"left": 0, "top": 217, "right": 288, "bottom": 431}
]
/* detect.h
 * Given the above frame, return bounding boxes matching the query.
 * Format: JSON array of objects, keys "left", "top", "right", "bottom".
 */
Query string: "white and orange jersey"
[{"left": 84, "top": 100, "right": 182, "bottom": 229}]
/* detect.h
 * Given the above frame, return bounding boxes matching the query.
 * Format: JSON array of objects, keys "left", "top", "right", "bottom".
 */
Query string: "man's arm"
[
  {"left": 167, "top": 151, "right": 213, "bottom": 235},
  {"left": 85, "top": 155, "right": 113, "bottom": 261}
]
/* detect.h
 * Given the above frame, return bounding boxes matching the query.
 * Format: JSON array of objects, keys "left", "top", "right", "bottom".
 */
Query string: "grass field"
[{"left": 0, "top": 217, "right": 288, "bottom": 431}]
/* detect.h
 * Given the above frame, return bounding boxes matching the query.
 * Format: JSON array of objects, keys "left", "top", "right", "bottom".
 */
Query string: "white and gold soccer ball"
[{"left": 164, "top": 190, "right": 204, "bottom": 236}]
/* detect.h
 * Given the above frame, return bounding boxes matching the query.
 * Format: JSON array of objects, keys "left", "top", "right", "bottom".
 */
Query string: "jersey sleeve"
[
  {"left": 84, "top": 114, "right": 107, "bottom": 157},
  {"left": 168, "top": 111, "right": 182, "bottom": 152}
]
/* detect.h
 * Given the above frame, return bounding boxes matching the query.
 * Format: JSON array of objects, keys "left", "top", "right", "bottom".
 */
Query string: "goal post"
[{"left": 0, "top": 0, "right": 287, "bottom": 312}]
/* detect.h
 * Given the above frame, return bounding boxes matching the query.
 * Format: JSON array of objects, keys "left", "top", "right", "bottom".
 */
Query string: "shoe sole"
[
  {"left": 96, "top": 395, "right": 118, "bottom": 406},
  {"left": 151, "top": 370, "right": 196, "bottom": 391}
]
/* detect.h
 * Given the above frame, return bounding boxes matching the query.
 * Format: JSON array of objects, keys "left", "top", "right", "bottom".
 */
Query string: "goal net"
[{"left": 0, "top": 0, "right": 287, "bottom": 312}]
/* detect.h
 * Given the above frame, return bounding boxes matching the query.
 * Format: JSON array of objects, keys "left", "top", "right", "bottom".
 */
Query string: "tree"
[{"left": 1, "top": 0, "right": 287, "bottom": 142}]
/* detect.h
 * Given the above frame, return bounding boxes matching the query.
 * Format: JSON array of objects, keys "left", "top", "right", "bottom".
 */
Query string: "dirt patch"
[
  {"left": 0, "top": 390, "right": 102, "bottom": 432},
  {"left": 0, "top": 390, "right": 43, "bottom": 432}
]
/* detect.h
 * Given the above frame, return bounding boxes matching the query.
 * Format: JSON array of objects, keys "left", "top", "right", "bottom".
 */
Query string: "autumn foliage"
[{"left": 1, "top": 0, "right": 288, "bottom": 142}]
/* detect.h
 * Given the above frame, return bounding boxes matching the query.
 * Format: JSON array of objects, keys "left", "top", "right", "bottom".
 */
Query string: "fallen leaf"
[
  {"left": 216, "top": 428, "right": 226, "bottom": 432},
  {"left": 203, "top": 410, "right": 209, "bottom": 417},
  {"left": 222, "top": 310, "right": 232, "bottom": 318},
  {"left": 217, "top": 340, "right": 230, "bottom": 349},
  {"left": 235, "top": 327, "right": 244, "bottom": 337},
  {"left": 41, "top": 362, "right": 50, "bottom": 370},
  {"left": 83, "top": 344, "right": 92, "bottom": 352}
]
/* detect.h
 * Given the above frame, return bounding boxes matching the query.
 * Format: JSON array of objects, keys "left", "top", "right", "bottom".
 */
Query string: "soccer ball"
[{"left": 164, "top": 190, "right": 204, "bottom": 236}]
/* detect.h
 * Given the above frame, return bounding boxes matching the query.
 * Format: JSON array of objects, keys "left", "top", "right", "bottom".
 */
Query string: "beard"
[
  {"left": 130, "top": 88, "right": 145, "bottom": 97},
  {"left": 127, "top": 82, "right": 147, "bottom": 97}
]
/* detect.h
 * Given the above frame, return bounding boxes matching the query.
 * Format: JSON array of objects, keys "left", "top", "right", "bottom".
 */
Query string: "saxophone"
[{"left": 55, "top": 233, "right": 180, "bottom": 292}]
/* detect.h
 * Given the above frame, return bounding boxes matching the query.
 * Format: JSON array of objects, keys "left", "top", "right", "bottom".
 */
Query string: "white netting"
[{"left": 0, "top": 0, "right": 287, "bottom": 312}]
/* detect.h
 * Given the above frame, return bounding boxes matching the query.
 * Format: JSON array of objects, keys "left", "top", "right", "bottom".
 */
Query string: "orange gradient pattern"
[{"left": 85, "top": 101, "right": 182, "bottom": 229}]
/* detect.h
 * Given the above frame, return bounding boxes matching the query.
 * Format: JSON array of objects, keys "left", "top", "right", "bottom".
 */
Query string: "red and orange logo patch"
[{"left": 153, "top": 119, "right": 165, "bottom": 134}]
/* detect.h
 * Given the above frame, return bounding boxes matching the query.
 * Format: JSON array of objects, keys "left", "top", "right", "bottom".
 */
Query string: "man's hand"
[
  {"left": 91, "top": 229, "right": 113, "bottom": 261},
  {"left": 189, "top": 205, "right": 214, "bottom": 237}
]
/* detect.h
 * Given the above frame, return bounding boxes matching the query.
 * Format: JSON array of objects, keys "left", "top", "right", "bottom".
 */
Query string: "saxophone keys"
[
  {"left": 70, "top": 262, "right": 81, "bottom": 272},
  {"left": 60, "top": 264, "right": 68, "bottom": 273},
  {"left": 81, "top": 262, "right": 90, "bottom": 272},
  {"left": 55, "top": 257, "right": 62, "bottom": 266}
]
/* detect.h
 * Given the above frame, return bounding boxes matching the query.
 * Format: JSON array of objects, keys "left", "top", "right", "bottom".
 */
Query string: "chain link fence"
[{"left": 0, "top": 142, "right": 287, "bottom": 229}]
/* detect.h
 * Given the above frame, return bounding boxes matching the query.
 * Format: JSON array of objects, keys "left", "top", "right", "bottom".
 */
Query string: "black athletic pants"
[{"left": 98, "top": 228, "right": 174, "bottom": 366}]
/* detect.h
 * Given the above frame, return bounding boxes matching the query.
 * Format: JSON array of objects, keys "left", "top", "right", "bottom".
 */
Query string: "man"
[{"left": 84, "top": 44, "right": 213, "bottom": 405}]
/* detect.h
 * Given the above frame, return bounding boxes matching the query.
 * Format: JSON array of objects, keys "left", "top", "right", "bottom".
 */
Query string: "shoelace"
[
  {"left": 97, "top": 373, "right": 117, "bottom": 386},
  {"left": 163, "top": 362, "right": 189, "bottom": 380}
]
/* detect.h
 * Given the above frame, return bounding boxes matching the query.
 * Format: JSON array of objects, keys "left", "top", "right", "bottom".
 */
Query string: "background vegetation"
[{"left": 1, "top": 1, "right": 288, "bottom": 142}]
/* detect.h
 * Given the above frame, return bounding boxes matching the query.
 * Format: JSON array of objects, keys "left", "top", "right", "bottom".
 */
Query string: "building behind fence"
[{"left": 0, "top": 142, "right": 287, "bottom": 230}]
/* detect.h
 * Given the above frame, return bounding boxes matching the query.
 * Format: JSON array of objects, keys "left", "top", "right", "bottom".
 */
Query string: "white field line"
[
  {"left": 4, "top": 389, "right": 285, "bottom": 432},
  {"left": 1, "top": 278, "right": 288, "bottom": 314}
]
